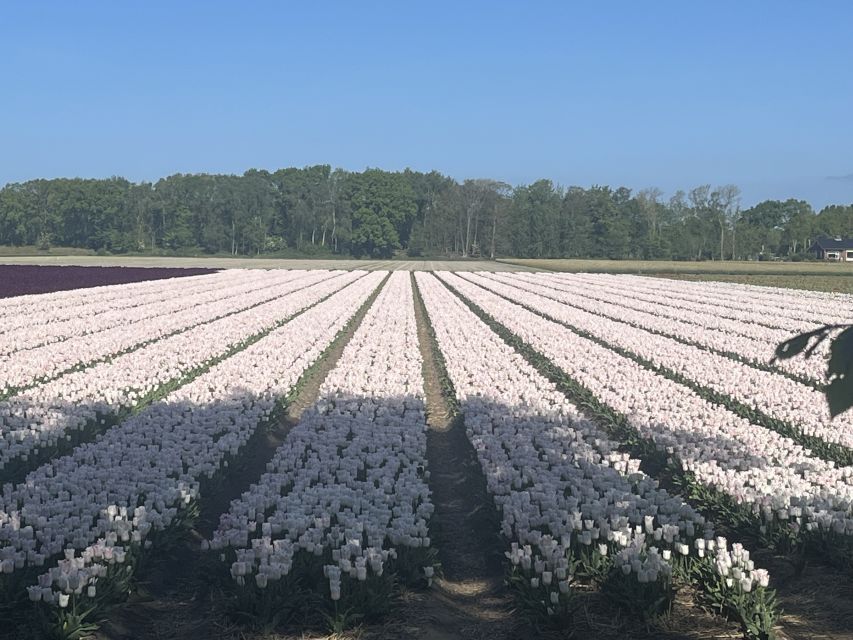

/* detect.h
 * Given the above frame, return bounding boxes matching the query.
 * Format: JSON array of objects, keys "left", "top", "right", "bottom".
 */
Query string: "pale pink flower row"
[
  {"left": 210, "top": 273, "right": 433, "bottom": 598},
  {"left": 0, "top": 270, "right": 238, "bottom": 326},
  {"left": 493, "top": 272, "right": 826, "bottom": 383},
  {"left": 463, "top": 272, "right": 850, "bottom": 449},
  {"left": 417, "top": 272, "right": 771, "bottom": 605},
  {"left": 0, "top": 270, "right": 277, "bottom": 355},
  {"left": 584, "top": 273, "right": 853, "bottom": 326},
  {"left": 516, "top": 271, "right": 822, "bottom": 340},
  {"left": 439, "top": 272, "right": 853, "bottom": 540},
  {"left": 0, "top": 271, "right": 364, "bottom": 469},
  {"left": 0, "top": 273, "right": 383, "bottom": 595},
  {"left": 0, "top": 270, "right": 342, "bottom": 395}
]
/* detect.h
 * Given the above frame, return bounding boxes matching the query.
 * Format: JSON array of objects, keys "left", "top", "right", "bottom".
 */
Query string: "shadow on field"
[{"left": 0, "top": 398, "right": 851, "bottom": 639}]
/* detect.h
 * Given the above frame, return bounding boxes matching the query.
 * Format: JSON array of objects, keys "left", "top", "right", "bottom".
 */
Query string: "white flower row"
[
  {"left": 209, "top": 272, "right": 433, "bottom": 600},
  {"left": 0, "top": 271, "right": 366, "bottom": 470},
  {"left": 628, "top": 271, "right": 853, "bottom": 307},
  {"left": 513, "top": 272, "right": 831, "bottom": 382},
  {"left": 0, "top": 270, "right": 285, "bottom": 355},
  {"left": 0, "top": 271, "right": 385, "bottom": 589},
  {"left": 437, "top": 272, "right": 853, "bottom": 542},
  {"left": 0, "top": 270, "right": 343, "bottom": 396},
  {"left": 576, "top": 273, "right": 852, "bottom": 327},
  {"left": 513, "top": 272, "right": 822, "bottom": 338},
  {"left": 463, "top": 273, "right": 851, "bottom": 449},
  {"left": 485, "top": 272, "right": 826, "bottom": 384},
  {"left": 0, "top": 270, "right": 239, "bottom": 328},
  {"left": 415, "top": 273, "right": 771, "bottom": 611}
]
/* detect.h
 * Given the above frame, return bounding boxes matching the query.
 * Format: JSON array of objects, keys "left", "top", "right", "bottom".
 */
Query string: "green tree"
[{"left": 350, "top": 207, "right": 399, "bottom": 257}]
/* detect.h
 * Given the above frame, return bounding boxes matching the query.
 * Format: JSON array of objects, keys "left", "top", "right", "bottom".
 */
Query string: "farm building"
[{"left": 809, "top": 236, "right": 853, "bottom": 261}]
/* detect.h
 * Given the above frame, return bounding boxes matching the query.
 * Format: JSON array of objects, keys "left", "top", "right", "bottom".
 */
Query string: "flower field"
[
  {"left": 0, "top": 265, "right": 217, "bottom": 298},
  {"left": 0, "top": 267, "right": 850, "bottom": 639}
]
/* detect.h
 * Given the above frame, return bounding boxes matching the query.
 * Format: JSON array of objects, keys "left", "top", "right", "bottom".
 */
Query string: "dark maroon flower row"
[{"left": 0, "top": 265, "right": 219, "bottom": 298}]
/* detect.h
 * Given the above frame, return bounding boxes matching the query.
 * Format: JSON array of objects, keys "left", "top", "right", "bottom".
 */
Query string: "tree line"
[{"left": 0, "top": 167, "right": 851, "bottom": 260}]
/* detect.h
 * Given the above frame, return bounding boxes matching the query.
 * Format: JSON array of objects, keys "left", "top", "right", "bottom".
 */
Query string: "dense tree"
[{"left": 0, "top": 167, "right": 850, "bottom": 260}]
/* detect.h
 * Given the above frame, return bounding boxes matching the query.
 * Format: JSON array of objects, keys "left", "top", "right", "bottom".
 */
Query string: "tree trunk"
[
  {"left": 490, "top": 210, "right": 497, "bottom": 259},
  {"left": 731, "top": 225, "right": 736, "bottom": 260},
  {"left": 463, "top": 208, "right": 472, "bottom": 257},
  {"left": 472, "top": 209, "right": 479, "bottom": 248},
  {"left": 424, "top": 200, "right": 431, "bottom": 252}
]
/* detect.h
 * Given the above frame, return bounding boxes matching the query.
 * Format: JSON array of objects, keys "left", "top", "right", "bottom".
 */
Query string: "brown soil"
[
  {"left": 397, "top": 274, "right": 520, "bottom": 640},
  {"left": 757, "top": 551, "right": 853, "bottom": 640}
]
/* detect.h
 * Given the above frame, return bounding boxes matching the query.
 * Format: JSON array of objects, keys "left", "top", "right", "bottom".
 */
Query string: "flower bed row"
[
  {"left": 0, "top": 270, "right": 342, "bottom": 397},
  {"left": 416, "top": 273, "right": 777, "bottom": 638},
  {"left": 0, "top": 271, "right": 365, "bottom": 479},
  {"left": 575, "top": 273, "right": 852, "bottom": 326},
  {"left": 0, "top": 269, "right": 274, "bottom": 355},
  {"left": 0, "top": 271, "right": 385, "bottom": 636},
  {"left": 463, "top": 273, "right": 850, "bottom": 458},
  {"left": 511, "top": 272, "right": 821, "bottom": 340},
  {"left": 438, "top": 272, "right": 853, "bottom": 568},
  {"left": 488, "top": 272, "right": 826, "bottom": 385},
  {"left": 0, "top": 267, "right": 224, "bottom": 317},
  {"left": 208, "top": 272, "right": 434, "bottom": 626},
  {"left": 0, "top": 269, "right": 236, "bottom": 329}
]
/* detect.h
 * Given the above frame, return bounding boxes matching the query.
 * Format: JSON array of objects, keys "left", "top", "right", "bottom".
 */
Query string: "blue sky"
[{"left": 1, "top": 1, "right": 851, "bottom": 208}]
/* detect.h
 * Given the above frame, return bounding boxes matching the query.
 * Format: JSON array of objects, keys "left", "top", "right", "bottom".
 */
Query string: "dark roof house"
[{"left": 810, "top": 236, "right": 853, "bottom": 261}]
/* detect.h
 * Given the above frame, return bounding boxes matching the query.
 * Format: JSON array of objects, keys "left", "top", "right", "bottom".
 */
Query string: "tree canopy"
[{"left": 1, "top": 167, "right": 850, "bottom": 260}]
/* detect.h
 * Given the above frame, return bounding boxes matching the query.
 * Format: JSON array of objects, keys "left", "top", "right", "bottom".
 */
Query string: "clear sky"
[{"left": 1, "top": 1, "right": 852, "bottom": 208}]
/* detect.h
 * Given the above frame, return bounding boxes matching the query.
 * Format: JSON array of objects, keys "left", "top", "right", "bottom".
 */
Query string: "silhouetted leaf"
[
  {"left": 827, "top": 376, "right": 853, "bottom": 418},
  {"left": 774, "top": 327, "right": 831, "bottom": 361},
  {"left": 777, "top": 323, "right": 853, "bottom": 417},
  {"left": 828, "top": 326, "right": 853, "bottom": 378},
  {"left": 826, "top": 327, "right": 853, "bottom": 417}
]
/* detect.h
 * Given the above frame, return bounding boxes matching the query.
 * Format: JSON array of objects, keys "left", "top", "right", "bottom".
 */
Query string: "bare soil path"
[{"left": 386, "top": 274, "right": 520, "bottom": 640}]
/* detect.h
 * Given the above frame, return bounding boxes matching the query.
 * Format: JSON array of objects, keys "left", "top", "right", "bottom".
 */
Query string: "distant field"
[
  {"left": 5, "top": 254, "right": 852, "bottom": 291},
  {"left": 500, "top": 258, "right": 853, "bottom": 293},
  {"left": 653, "top": 273, "right": 853, "bottom": 295},
  {"left": 499, "top": 257, "right": 853, "bottom": 275},
  {"left": 0, "top": 264, "right": 216, "bottom": 298},
  {"left": 0, "top": 255, "right": 539, "bottom": 271}
]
